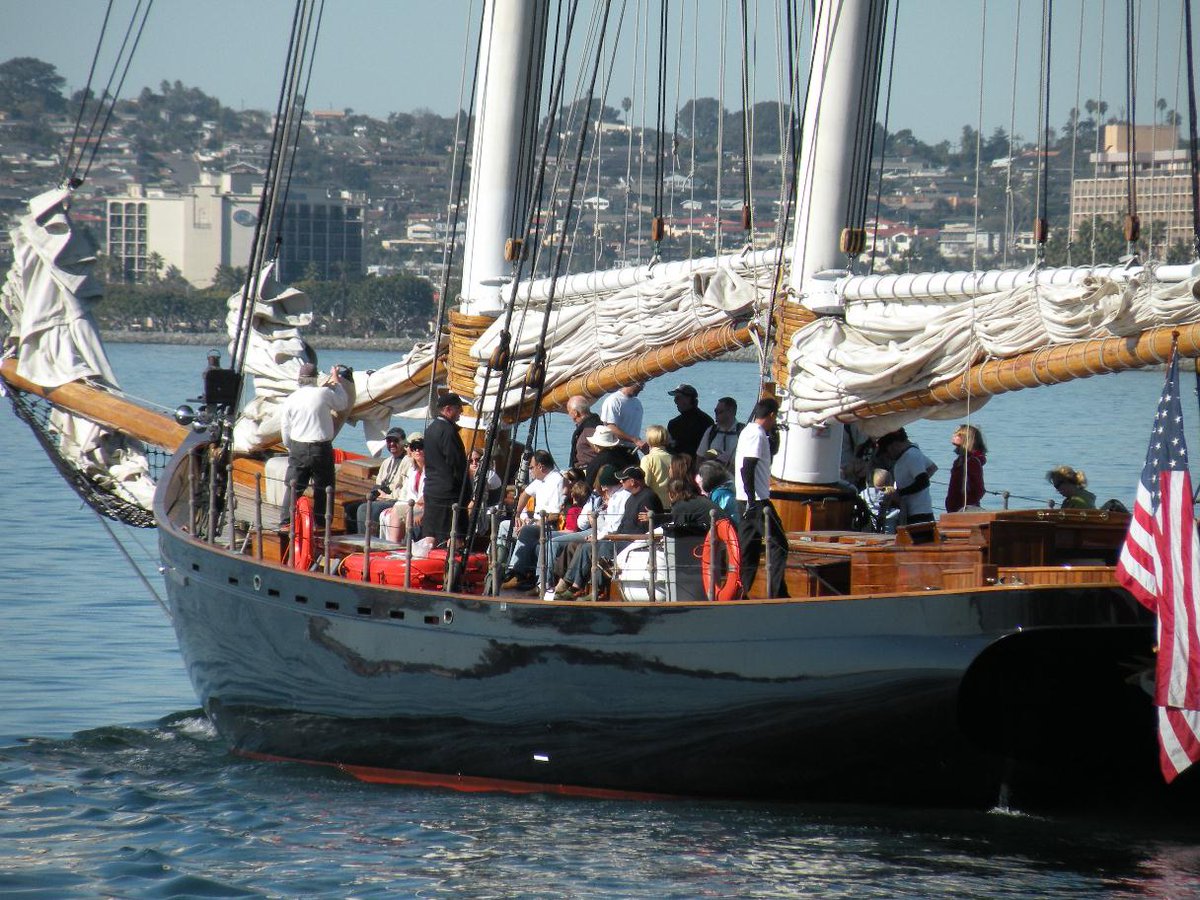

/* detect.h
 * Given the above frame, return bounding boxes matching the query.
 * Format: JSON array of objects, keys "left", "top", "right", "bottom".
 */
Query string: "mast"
[
  {"left": 773, "top": 0, "right": 888, "bottom": 483},
  {"left": 448, "top": 0, "right": 547, "bottom": 417},
  {"left": 458, "top": 0, "right": 544, "bottom": 316}
]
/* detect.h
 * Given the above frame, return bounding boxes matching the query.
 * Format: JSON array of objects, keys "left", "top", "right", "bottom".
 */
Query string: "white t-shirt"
[
  {"left": 600, "top": 391, "right": 643, "bottom": 446},
  {"left": 595, "top": 488, "right": 630, "bottom": 538},
  {"left": 280, "top": 383, "right": 349, "bottom": 445},
  {"left": 733, "top": 422, "right": 772, "bottom": 502},
  {"left": 892, "top": 445, "right": 936, "bottom": 521},
  {"left": 527, "top": 469, "right": 565, "bottom": 515}
]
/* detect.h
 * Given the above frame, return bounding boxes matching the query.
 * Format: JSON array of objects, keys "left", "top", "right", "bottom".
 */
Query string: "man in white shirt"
[
  {"left": 733, "top": 396, "right": 789, "bottom": 598},
  {"left": 501, "top": 449, "right": 565, "bottom": 591},
  {"left": 600, "top": 382, "right": 647, "bottom": 453},
  {"left": 280, "top": 362, "right": 349, "bottom": 529}
]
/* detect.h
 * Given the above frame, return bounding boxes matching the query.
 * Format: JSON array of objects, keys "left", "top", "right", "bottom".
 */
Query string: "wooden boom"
[
  {"left": 834, "top": 323, "right": 1200, "bottom": 422},
  {"left": 1, "top": 358, "right": 189, "bottom": 450}
]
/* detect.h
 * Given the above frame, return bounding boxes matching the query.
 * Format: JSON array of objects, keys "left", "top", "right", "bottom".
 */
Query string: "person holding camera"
[
  {"left": 344, "top": 426, "right": 412, "bottom": 536},
  {"left": 279, "top": 362, "right": 350, "bottom": 530}
]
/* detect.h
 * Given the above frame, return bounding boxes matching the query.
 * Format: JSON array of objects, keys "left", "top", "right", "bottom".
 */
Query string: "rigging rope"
[
  {"left": 1124, "top": 0, "right": 1140, "bottom": 252},
  {"left": 75, "top": 0, "right": 156, "bottom": 187},
  {"left": 62, "top": 0, "right": 114, "bottom": 185},
  {"left": 1184, "top": 0, "right": 1200, "bottom": 255},
  {"left": 868, "top": 0, "right": 900, "bottom": 275},
  {"left": 1003, "top": 0, "right": 1022, "bottom": 267},
  {"left": 1033, "top": 0, "right": 1053, "bottom": 265}
]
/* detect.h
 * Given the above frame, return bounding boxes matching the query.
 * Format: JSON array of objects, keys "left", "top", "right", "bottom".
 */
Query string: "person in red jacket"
[{"left": 945, "top": 424, "right": 987, "bottom": 512}]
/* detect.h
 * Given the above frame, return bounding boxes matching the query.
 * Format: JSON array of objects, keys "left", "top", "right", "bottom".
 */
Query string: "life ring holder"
[{"left": 696, "top": 517, "right": 742, "bottom": 601}]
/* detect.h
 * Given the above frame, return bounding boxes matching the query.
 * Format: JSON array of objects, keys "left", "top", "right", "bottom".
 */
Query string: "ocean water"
[{"left": 3, "top": 343, "right": 1200, "bottom": 897}]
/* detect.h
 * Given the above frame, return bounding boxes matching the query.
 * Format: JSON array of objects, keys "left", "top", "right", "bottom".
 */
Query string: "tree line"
[{"left": 95, "top": 269, "right": 437, "bottom": 339}]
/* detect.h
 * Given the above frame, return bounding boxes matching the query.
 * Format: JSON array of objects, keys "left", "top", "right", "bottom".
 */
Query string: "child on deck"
[
  {"left": 860, "top": 468, "right": 899, "bottom": 533},
  {"left": 562, "top": 479, "right": 591, "bottom": 532}
]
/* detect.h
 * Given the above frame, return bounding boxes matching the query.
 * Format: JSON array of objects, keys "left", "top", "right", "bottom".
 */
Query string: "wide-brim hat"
[{"left": 587, "top": 424, "right": 620, "bottom": 448}]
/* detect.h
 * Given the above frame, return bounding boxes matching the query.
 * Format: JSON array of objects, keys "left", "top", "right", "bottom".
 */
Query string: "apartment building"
[
  {"left": 105, "top": 169, "right": 364, "bottom": 287},
  {"left": 1070, "top": 124, "right": 1195, "bottom": 251}
]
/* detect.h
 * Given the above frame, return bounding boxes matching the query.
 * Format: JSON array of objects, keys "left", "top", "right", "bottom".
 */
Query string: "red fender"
[{"left": 698, "top": 517, "right": 742, "bottom": 601}]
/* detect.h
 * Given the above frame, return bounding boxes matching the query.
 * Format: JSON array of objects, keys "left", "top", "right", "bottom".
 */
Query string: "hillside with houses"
[{"left": 1, "top": 55, "right": 1192, "bottom": 337}]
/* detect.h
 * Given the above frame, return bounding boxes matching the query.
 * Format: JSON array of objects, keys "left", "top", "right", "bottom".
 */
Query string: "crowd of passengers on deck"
[{"left": 279, "top": 363, "right": 1102, "bottom": 600}]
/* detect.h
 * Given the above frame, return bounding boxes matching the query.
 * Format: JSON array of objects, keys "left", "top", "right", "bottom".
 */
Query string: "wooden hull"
[{"left": 155, "top": 440, "right": 1172, "bottom": 810}]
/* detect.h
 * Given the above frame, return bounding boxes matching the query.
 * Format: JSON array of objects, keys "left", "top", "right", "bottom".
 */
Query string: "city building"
[
  {"left": 105, "top": 169, "right": 364, "bottom": 287},
  {"left": 1070, "top": 124, "right": 1193, "bottom": 253}
]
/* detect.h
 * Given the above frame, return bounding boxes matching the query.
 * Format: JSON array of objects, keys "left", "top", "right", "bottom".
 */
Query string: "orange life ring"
[
  {"left": 698, "top": 517, "right": 742, "bottom": 601},
  {"left": 290, "top": 496, "right": 315, "bottom": 571}
]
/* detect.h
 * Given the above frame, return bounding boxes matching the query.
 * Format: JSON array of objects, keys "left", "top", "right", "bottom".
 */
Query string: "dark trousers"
[
  {"left": 343, "top": 498, "right": 397, "bottom": 536},
  {"left": 283, "top": 440, "right": 335, "bottom": 527},
  {"left": 424, "top": 496, "right": 465, "bottom": 545},
  {"left": 737, "top": 500, "right": 789, "bottom": 599}
]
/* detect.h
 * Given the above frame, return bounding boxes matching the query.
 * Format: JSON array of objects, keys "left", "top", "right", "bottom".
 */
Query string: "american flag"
[{"left": 1116, "top": 352, "right": 1200, "bottom": 782}]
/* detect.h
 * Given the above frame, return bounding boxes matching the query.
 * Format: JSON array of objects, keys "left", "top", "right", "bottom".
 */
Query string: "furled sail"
[
  {"left": 228, "top": 262, "right": 441, "bottom": 454},
  {"left": 466, "top": 260, "right": 772, "bottom": 415},
  {"left": 784, "top": 271, "right": 1200, "bottom": 435},
  {"left": 0, "top": 188, "right": 156, "bottom": 520}
]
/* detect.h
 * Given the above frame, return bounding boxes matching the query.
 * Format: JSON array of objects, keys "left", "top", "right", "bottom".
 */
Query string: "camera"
[{"left": 335, "top": 364, "right": 353, "bottom": 380}]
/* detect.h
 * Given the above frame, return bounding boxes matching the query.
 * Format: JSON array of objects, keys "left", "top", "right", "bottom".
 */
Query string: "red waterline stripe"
[{"left": 235, "top": 749, "right": 680, "bottom": 801}]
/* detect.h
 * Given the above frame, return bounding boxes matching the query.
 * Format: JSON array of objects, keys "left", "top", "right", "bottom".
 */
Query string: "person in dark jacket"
[
  {"left": 617, "top": 466, "right": 665, "bottom": 534},
  {"left": 944, "top": 424, "right": 987, "bottom": 512},
  {"left": 566, "top": 395, "right": 603, "bottom": 470},
  {"left": 422, "top": 392, "right": 468, "bottom": 544},
  {"left": 666, "top": 383, "right": 715, "bottom": 461}
]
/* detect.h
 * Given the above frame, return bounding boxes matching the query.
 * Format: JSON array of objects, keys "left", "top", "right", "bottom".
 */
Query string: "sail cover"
[
  {"left": 466, "top": 261, "right": 768, "bottom": 413},
  {"left": 783, "top": 271, "right": 1200, "bottom": 434},
  {"left": 0, "top": 187, "right": 156, "bottom": 515}
]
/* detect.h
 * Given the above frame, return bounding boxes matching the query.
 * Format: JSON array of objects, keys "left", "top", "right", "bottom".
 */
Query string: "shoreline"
[{"left": 99, "top": 331, "right": 761, "bottom": 361}]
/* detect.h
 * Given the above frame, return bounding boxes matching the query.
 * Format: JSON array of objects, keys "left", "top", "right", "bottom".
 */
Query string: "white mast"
[
  {"left": 774, "top": 0, "right": 887, "bottom": 483},
  {"left": 459, "top": 0, "right": 544, "bottom": 315}
]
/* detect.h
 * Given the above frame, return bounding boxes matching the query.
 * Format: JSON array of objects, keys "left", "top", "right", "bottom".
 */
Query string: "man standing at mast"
[{"left": 423, "top": 392, "right": 469, "bottom": 545}]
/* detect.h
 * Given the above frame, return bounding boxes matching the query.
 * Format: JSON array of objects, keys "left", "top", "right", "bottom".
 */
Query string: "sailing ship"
[{"left": 5, "top": 0, "right": 1200, "bottom": 809}]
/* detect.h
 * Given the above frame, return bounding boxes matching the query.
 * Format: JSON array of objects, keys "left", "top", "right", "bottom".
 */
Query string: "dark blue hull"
[{"left": 158, "top": 521, "right": 1159, "bottom": 808}]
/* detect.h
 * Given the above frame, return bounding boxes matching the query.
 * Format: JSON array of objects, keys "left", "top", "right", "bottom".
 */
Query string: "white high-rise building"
[{"left": 105, "top": 169, "right": 363, "bottom": 287}]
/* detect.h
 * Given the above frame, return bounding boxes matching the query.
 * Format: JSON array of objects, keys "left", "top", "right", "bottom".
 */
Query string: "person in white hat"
[{"left": 583, "top": 424, "right": 639, "bottom": 490}]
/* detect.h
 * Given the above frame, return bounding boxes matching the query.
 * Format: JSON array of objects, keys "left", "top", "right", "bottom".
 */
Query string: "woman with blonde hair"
[
  {"left": 945, "top": 423, "right": 987, "bottom": 512},
  {"left": 640, "top": 425, "right": 672, "bottom": 507},
  {"left": 1047, "top": 465, "right": 1096, "bottom": 509}
]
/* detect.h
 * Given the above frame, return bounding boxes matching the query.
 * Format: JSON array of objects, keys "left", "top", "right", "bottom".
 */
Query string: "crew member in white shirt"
[
  {"left": 733, "top": 396, "right": 789, "bottom": 598},
  {"left": 280, "top": 362, "right": 349, "bottom": 529}
]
